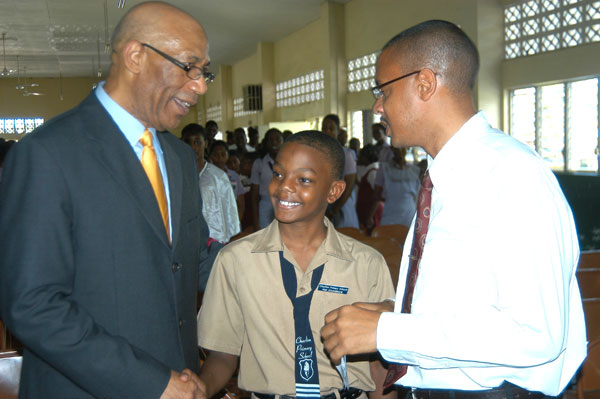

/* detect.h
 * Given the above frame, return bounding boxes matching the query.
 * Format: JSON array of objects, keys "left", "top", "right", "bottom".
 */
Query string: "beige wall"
[
  {"left": 231, "top": 45, "right": 264, "bottom": 128},
  {"left": 4, "top": 0, "right": 598, "bottom": 141},
  {"left": 344, "top": 0, "right": 501, "bottom": 120},
  {"left": 273, "top": 7, "right": 329, "bottom": 123},
  {"left": 0, "top": 77, "right": 94, "bottom": 120},
  {"left": 1, "top": 77, "right": 94, "bottom": 141},
  {"left": 0, "top": 76, "right": 197, "bottom": 140}
]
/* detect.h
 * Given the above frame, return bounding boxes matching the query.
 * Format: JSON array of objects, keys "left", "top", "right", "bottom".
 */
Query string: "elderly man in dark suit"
[{"left": 0, "top": 2, "right": 218, "bottom": 398}]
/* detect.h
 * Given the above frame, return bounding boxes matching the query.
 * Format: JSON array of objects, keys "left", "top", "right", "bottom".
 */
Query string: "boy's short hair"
[
  {"left": 181, "top": 123, "right": 206, "bottom": 142},
  {"left": 284, "top": 130, "right": 345, "bottom": 180},
  {"left": 209, "top": 140, "right": 228, "bottom": 155},
  {"left": 205, "top": 120, "right": 218, "bottom": 130},
  {"left": 323, "top": 114, "right": 340, "bottom": 128}
]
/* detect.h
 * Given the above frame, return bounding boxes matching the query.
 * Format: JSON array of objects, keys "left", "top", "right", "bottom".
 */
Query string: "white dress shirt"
[
  {"left": 376, "top": 112, "right": 586, "bottom": 396},
  {"left": 199, "top": 162, "right": 240, "bottom": 243},
  {"left": 250, "top": 154, "right": 275, "bottom": 198}
]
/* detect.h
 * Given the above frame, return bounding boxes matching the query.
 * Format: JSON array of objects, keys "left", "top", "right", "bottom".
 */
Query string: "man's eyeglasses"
[
  {"left": 370, "top": 70, "right": 419, "bottom": 99},
  {"left": 141, "top": 43, "right": 215, "bottom": 83}
]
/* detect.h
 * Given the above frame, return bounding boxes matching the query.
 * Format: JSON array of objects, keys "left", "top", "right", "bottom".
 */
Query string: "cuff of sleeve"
[{"left": 377, "top": 311, "right": 419, "bottom": 365}]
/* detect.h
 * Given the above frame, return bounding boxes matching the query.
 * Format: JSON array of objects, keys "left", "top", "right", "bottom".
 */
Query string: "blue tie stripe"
[{"left": 280, "top": 252, "right": 324, "bottom": 398}]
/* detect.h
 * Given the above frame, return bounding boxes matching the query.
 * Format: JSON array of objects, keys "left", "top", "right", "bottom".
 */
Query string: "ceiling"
[{"left": 0, "top": 0, "right": 349, "bottom": 79}]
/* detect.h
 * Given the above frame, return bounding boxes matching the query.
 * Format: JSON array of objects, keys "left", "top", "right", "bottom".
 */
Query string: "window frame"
[{"left": 508, "top": 76, "right": 600, "bottom": 174}]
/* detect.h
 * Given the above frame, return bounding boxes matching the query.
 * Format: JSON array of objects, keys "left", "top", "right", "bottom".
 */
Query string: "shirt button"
[
  {"left": 178, "top": 319, "right": 184, "bottom": 328},
  {"left": 172, "top": 262, "right": 181, "bottom": 272}
]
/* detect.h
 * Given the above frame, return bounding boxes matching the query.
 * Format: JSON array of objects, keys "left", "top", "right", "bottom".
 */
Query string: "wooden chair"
[
  {"left": 580, "top": 251, "right": 600, "bottom": 269},
  {"left": 229, "top": 226, "right": 255, "bottom": 242},
  {"left": 336, "top": 227, "right": 367, "bottom": 240},
  {"left": 584, "top": 299, "right": 600, "bottom": 342},
  {"left": 0, "top": 350, "right": 21, "bottom": 399},
  {"left": 577, "top": 338, "right": 600, "bottom": 399},
  {"left": 0, "top": 322, "right": 21, "bottom": 352},
  {"left": 578, "top": 268, "right": 600, "bottom": 300},
  {"left": 359, "top": 236, "right": 403, "bottom": 289},
  {"left": 371, "top": 224, "right": 410, "bottom": 246}
]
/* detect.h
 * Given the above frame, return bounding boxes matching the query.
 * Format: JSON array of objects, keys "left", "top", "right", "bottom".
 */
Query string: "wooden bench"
[
  {"left": 580, "top": 251, "right": 600, "bottom": 269},
  {"left": 371, "top": 224, "right": 410, "bottom": 245},
  {"left": 359, "top": 236, "right": 403, "bottom": 289}
]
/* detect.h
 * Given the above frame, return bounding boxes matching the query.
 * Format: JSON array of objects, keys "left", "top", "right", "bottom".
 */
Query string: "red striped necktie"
[{"left": 383, "top": 170, "right": 433, "bottom": 388}]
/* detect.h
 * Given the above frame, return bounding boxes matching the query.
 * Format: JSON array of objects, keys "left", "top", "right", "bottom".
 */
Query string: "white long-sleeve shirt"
[
  {"left": 199, "top": 162, "right": 240, "bottom": 243},
  {"left": 377, "top": 112, "right": 586, "bottom": 396}
]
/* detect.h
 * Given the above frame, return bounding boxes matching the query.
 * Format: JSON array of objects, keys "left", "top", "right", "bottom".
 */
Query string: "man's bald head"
[
  {"left": 104, "top": 1, "right": 209, "bottom": 131},
  {"left": 111, "top": 1, "right": 205, "bottom": 52},
  {"left": 382, "top": 20, "right": 479, "bottom": 94}
]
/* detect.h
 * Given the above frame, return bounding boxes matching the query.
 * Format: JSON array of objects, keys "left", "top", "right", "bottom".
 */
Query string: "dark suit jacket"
[{"left": 0, "top": 93, "right": 216, "bottom": 398}]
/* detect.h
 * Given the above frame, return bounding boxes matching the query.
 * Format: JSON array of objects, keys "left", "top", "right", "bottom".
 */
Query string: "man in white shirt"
[
  {"left": 321, "top": 20, "right": 586, "bottom": 398},
  {"left": 182, "top": 123, "right": 240, "bottom": 243}
]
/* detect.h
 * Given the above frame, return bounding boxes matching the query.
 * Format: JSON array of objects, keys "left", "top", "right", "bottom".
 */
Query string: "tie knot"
[{"left": 140, "top": 129, "right": 153, "bottom": 148}]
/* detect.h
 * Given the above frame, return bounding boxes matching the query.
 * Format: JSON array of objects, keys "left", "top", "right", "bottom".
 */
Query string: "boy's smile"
[{"left": 269, "top": 142, "right": 344, "bottom": 226}]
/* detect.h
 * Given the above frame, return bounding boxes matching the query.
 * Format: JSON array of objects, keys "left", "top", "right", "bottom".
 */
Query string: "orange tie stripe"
[{"left": 139, "top": 129, "right": 170, "bottom": 241}]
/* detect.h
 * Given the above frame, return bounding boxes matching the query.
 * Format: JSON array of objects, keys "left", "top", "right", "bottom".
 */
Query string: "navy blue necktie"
[{"left": 280, "top": 252, "right": 324, "bottom": 399}]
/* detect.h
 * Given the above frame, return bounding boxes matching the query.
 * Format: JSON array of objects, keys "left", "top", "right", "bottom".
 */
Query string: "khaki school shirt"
[{"left": 197, "top": 217, "right": 395, "bottom": 395}]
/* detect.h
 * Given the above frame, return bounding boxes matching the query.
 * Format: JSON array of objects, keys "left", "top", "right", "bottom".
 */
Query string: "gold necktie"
[{"left": 140, "top": 129, "right": 170, "bottom": 240}]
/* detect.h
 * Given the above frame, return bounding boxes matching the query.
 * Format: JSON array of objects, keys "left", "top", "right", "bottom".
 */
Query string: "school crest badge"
[{"left": 299, "top": 358, "right": 314, "bottom": 381}]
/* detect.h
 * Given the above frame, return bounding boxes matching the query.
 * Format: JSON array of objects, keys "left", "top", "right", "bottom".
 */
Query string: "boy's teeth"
[{"left": 280, "top": 200, "right": 299, "bottom": 206}]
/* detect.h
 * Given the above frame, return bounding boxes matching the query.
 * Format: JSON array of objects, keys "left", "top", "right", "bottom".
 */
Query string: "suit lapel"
[
  {"left": 158, "top": 132, "right": 183, "bottom": 249},
  {"left": 80, "top": 94, "right": 171, "bottom": 249}
]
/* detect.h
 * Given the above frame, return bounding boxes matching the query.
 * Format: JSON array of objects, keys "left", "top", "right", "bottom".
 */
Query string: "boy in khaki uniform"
[{"left": 196, "top": 131, "right": 395, "bottom": 399}]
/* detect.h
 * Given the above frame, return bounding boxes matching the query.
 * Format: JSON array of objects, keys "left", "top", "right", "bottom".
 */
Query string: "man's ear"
[
  {"left": 121, "top": 40, "right": 145, "bottom": 74},
  {"left": 327, "top": 180, "right": 346, "bottom": 204},
  {"left": 416, "top": 68, "right": 437, "bottom": 102}
]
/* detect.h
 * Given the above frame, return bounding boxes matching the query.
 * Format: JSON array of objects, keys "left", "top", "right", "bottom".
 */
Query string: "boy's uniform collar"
[{"left": 251, "top": 217, "right": 353, "bottom": 263}]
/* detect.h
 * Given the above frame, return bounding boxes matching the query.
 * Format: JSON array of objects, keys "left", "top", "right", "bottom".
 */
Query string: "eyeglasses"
[
  {"left": 370, "top": 70, "right": 420, "bottom": 99},
  {"left": 141, "top": 43, "right": 215, "bottom": 83}
]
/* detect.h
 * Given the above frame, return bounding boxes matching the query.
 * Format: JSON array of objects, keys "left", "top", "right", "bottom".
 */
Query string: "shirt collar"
[
  {"left": 427, "top": 111, "right": 490, "bottom": 191},
  {"left": 251, "top": 217, "right": 353, "bottom": 262},
  {"left": 94, "top": 81, "right": 158, "bottom": 148}
]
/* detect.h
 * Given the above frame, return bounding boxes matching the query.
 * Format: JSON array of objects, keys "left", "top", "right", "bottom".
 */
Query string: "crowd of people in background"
[{"left": 183, "top": 117, "right": 427, "bottom": 244}]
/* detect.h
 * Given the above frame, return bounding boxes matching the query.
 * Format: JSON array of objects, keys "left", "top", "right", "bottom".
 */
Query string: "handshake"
[{"left": 161, "top": 369, "right": 207, "bottom": 399}]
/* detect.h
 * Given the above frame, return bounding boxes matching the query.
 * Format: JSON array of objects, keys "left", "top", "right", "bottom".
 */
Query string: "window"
[
  {"left": 276, "top": 70, "right": 324, "bottom": 108},
  {"left": 509, "top": 77, "right": 599, "bottom": 172},
  {"left": 347, "top": 110, "right": 363, "bottom": 145},
  {"left": 504, "top": 0, "right": 600, "bottom": 59},
  {"left": 0, "top": 117, "right": 44, "bottom": 134},
  {"left": 206, "top": 104, "right": 222, "bottom": 123},
  {"left": 233, "top": 97, "right": 258, "bottom": 118},
  {"left": 347, "top": 51, "right": 378, "bottom": 93}
]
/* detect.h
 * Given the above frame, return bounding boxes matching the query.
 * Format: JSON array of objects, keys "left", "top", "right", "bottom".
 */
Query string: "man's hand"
[
  {"left": 161, "top": 369, "right": 206, "bottom": 399},
  {"left": 321, "top": 301, "right": 392, "bottom": 364},
  {"left": 180, "top": 368, "right": 208, "bottom": 395}
]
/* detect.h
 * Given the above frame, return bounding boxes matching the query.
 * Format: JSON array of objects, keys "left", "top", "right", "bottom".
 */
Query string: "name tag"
[{"left": 317, "top": 284, "right": 348, "bottom": 295}]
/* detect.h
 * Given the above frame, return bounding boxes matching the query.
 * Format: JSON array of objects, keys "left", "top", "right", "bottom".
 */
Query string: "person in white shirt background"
[
  {"left": 322, "top": 113, "right": 360, "bottom": 229},
  {"left": 321, "top": 19, "right": 586, "bottom": 398},
  {"left": 209, "top": 139, "right": 246, "bottom": 224},
  {"left": 374, "top": 146, "right": 421, "bottom": 227},
  {"left": 181, "top": 124, "right": 240, "bottom": 243},
  {"left": 250, "top": 128, "right": 283, "bottom": 230}
]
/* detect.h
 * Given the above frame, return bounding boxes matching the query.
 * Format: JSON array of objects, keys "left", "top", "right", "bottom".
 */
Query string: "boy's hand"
[
  {"left": 161, "top": 370, "right": 205, "bottom": 399},
  {"left": 321, "top": 303, "right": 386, "bottom": 364},
  {"left": 180, "top": 369, "right": 208, "bottom": 397}
]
